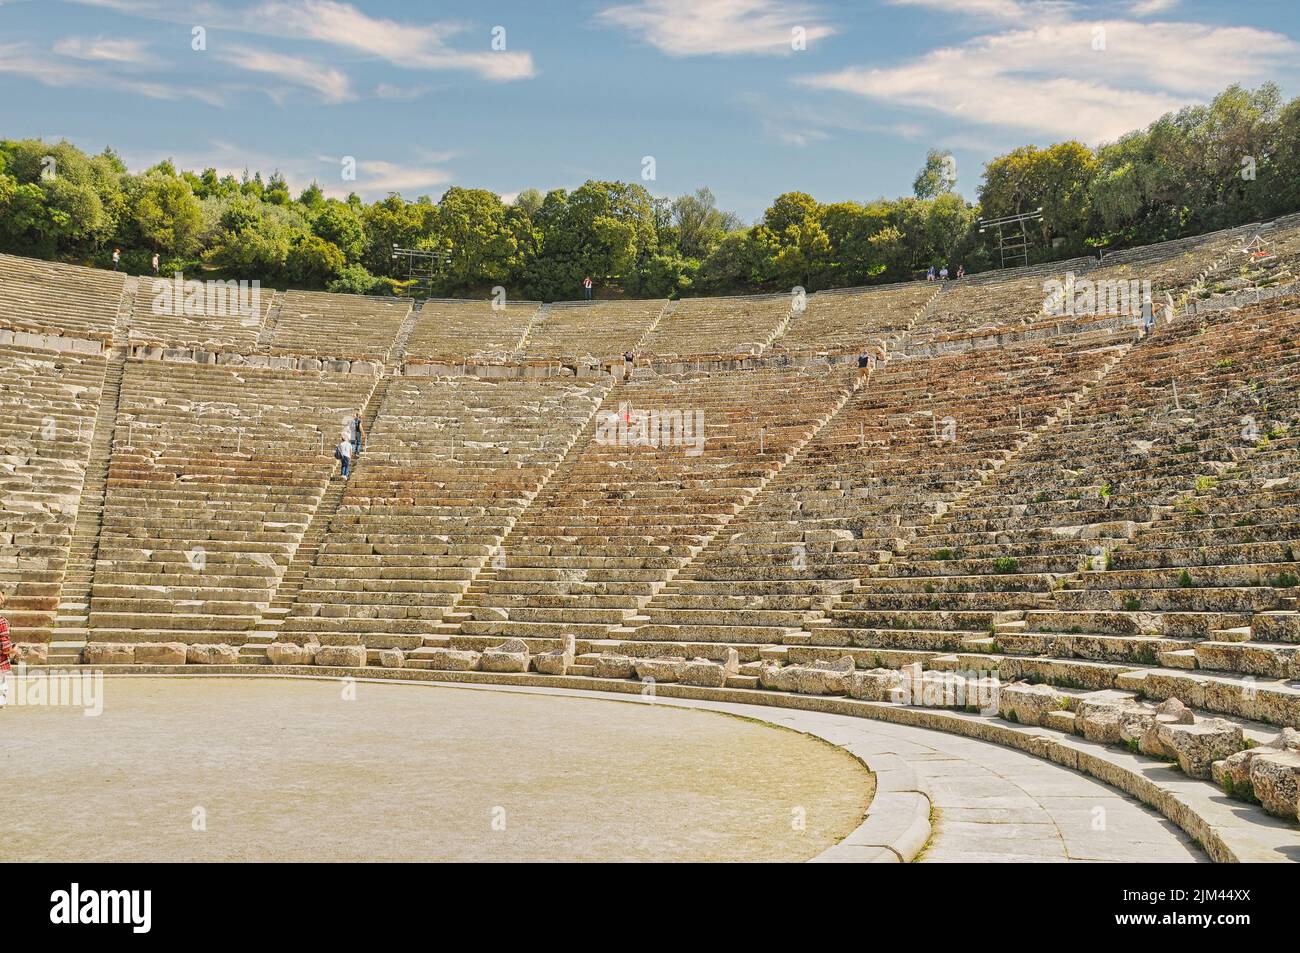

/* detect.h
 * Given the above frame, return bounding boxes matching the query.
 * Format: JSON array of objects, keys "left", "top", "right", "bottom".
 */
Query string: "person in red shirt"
[{"left": 0, "top": 604, "right": 13, "bottom": 709}]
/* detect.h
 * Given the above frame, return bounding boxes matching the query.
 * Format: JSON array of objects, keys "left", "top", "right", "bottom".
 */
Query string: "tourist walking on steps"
[
  {"left": 335, "top": 437, "right": 353, "bottom": 479},
  {"left": 349, "top": 411, "right": 365, "bottom": 459},
  {"left": 582, "top": 276, "right": 593, "bottom": 300},
  {"left": 0, "top": 595, "right": 13, "bottom": 710}
]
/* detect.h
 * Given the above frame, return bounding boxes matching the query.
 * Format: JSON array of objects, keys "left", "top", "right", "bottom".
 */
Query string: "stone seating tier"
[
  {"left": 0, "top": 253, "right": 124, "bottom": 345},
  {"left": 404, "top": 300, "right": 541, "bottom": 364},
  {"left": 518, "top": 300, "right": 666, "bottom": 364},
  {"left": 278, "top": 375, "right": 611, "bottom": 649},
  {"left": 86, "top": 361, "right": 377, "bottom": 643},
  {"left": 0, "top": 344, "right": 106, "bottom": 640},
  {"left": 638, "top": 295, "right": 792, "bottom": 359},
  {"left": 268, "top": 290, "right": 412, "bottom": 362}
]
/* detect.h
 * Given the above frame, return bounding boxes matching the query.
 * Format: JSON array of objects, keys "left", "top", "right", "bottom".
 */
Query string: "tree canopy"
[{"left": 2, "top": 83, "right": 1297, "bottom": 300}]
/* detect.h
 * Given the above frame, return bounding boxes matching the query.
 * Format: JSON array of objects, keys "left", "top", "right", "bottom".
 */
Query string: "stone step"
[{"left": 626, "top": 623, "right": 804, "bottom": 645}]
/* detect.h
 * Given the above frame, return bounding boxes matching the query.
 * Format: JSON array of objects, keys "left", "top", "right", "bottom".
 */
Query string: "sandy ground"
[{"left": 0, "top": 676, "right": 873, "bottom": 862}]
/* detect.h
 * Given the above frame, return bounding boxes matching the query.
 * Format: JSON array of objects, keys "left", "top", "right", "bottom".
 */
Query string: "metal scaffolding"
[
  {"left": 978, "top": 208, "right": 1044, "bottom": 269},
  {"left": 390, "top": 245, "right": 451, "bottom": 296}
]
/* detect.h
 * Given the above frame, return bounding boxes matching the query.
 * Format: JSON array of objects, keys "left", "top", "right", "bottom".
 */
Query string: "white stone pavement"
[{"left": 422, "top": 679, "right": 1206, "bottom": 863}]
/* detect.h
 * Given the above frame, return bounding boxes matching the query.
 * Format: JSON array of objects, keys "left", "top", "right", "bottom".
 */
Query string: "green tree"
[
  {"left": 913, "top": 150, "right": 957, "bottom": 199},
  {"left": 132, "top": 172, "right": 203, "bottom": 255},
  {"left": 286, "top": 234, "right": 346, "bottom": 285},
  {"left": 312, "top": 202, "right": 366, "bottom": 262},
  {"left": 979, "top": 142, "right": 1098, "bottom": 257},
  {"left": 431, "top": 186, "right": 523, "bottom": 293}
]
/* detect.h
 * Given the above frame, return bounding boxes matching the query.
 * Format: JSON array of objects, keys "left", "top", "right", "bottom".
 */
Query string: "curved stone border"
[
  {"left": 41, "top": 663, "right": 1296, "bottom": 861},
  {"left": 812, "top": 751, "right": 932, "bottom": 863}
]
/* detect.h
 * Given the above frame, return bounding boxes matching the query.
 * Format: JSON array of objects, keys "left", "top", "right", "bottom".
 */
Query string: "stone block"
[
  {"left": 480, "top": 638, "right": 530, "bottom": 673},
  {"left": 314, "top": 645, "right": 366, "bottom": 667},
  {"left": 83, "top": 643, "right": 136, "bottom": 666},
  {"left": 134, "top": 642, "right": 188, "bottom": 665},
  {"left": 187, "top": 643, "right": 240, "bottom": 665}
]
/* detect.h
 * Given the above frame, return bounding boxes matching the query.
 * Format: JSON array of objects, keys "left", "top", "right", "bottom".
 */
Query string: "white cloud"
[
  {"left": 333, "top": 158, "right": 453, "bottom": 197},
  {"left": 886, "top": 0, "right": 1037, "bottom": 19},
  {"left": 66, "top": 0, "right": 536, "bottom": 82},
  {"left": 52, "top": 35, "right": 151, "bottom": 64},
  {"left": 0, "top": 40, "right": 225, "bottom": 105},
  {"left": 1129, "top": 0, "right": 1179, "bottom": 14},
  {"left": 597, "top": 0, "right": 835, "bottom": 56},
  {"left": 798, "top": 12, "right": 1299, "bottom": 144},
  {"left": 217, "top": 45, "right": 354, "bottom": 103},
  {"left": 373, "top": 83, "right": 431, "bottom": 101},
  {"left": 252, "top": 1, "right": 535, "bottom": 81}
]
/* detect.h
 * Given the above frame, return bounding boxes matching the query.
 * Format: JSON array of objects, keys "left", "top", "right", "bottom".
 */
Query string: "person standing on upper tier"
[
  {"left": 112, "top": 248, "right": 121, "bottom": 271},
  {"left": 582, "top": 276, "right": 593, "bottom": 300},
  {"left": 152, "top": 252, "right": 160, "bottom": 276}
]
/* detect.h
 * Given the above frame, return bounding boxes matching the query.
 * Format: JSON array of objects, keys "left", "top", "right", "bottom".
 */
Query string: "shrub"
[{"left": 992, "top": 556, "right": 1019, "bottom": 574}]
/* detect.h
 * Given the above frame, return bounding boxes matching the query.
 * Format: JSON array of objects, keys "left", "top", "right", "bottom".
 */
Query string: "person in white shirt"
[{"left": 336, "top": 438, "right": 353, "bottom": 478}]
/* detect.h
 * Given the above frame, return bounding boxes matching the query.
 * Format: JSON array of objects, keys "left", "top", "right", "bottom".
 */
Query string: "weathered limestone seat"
[
  {"left": 459, "top": 364, "right": 858, "bottom": 643},
  {"left": 632, "top": 328, "right": 1132, "bottom": 649},
  {"left": 0, "top": 343, "right": 106, "bottom": 641},
  {"left": 773, "top": 282, "right": 935, "bottom": 356},
  {"left": 404, "top": 299, "right": 540, "bottom": 366},
  {"left": 278, "top": 376, "right": 609, "bottom": 650},
  {"left": 0, "top": 252, "right": 123, "bottom": 346},
  {"left": 267, "top": 290, "right": 411, "bottom": 362},
  {"left": 87, "top": 361, "right": 375, "bottom": 644},
  {"left": 638, "top": 294, "right": 792, "bottom": 359},
  {"left": 124, "top": 274, "right": 268, "bottom": 352},
  {"left": 517, "top": 300, "right": 665, "bottom": 365}
]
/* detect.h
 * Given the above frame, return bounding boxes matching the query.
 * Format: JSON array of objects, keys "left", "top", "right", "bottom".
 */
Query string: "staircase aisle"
[{"left": 49, "top": 280, "right": 137, "bottom": 663}]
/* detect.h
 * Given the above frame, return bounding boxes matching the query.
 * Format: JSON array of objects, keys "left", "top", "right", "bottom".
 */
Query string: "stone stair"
[
  {"left": 511, "top": 302, "right": 549, "bottom": 359},
  {"left": 48, "top": 279, "right": 136, "bottom": 664},
  {"left": 386, "top": 299, "right": 421, "bottom": 368},
  {"left": 241, "top": 374, "right": 394, "bottom": 660},
  {"left": 614, "top": 366, "right": 873, "bottom": 641},
  {"left": 439, "top": 388, "right": 615, "bottom": 637},
  {"left": 254, "top": 291, "right": 283, "bottom": 351},
  {"left": 633, "top": 300, "right": 674, "bottom": 353}
]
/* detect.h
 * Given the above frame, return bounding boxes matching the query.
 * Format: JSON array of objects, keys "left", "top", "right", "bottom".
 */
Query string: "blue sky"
[{"left": 1, "top": 0, "right": 1297, "bottom": 221}]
